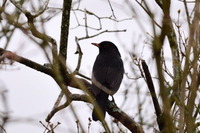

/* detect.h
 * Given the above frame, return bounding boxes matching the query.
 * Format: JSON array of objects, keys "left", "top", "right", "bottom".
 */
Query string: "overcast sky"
[{"left": 0, "top": 0, "right": 194, "bottom": 132}]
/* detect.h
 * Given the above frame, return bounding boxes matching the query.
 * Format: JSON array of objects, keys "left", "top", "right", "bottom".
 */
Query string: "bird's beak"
[{"left": 91, "top": 43, "right": 99, "bottom": 47}]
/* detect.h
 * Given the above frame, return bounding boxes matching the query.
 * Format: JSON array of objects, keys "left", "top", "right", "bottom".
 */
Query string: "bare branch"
[
  {"left": 183, "top": 0, "right": 191, "bottom": 25},
  {"left": 71, "top": 8, "right": 133, "bottom": 31},
  {"left": 45, "top": 94, "right": 89, "bottom": 122},
  {"left": 72, "top": 37, "right": 83, "bottom": 74},
  {"left": 141, "top": 60, "right": 163, "bottom": 131},
  {"left": 9, "top": 0, "right": 49, "bottom": 18},
  {"left": 0, "top": 48, "right": 53, "bottom": 76},
  {"left": 107, "top": 0, "right": 116, "bottom": 18},
  {"left": 77, "top": 29, "right": 126, "bottom": 41},
  {"left": 59, "top": 0, "right": 72, "bottom": 61},
  {"left": 107, "top": 101, "right": 144, "bottom": 133}
]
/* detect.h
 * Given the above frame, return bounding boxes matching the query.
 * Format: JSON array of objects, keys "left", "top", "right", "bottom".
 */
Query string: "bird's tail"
[{"left": 92, "top": 92, "right": 109, "bottom": 121}]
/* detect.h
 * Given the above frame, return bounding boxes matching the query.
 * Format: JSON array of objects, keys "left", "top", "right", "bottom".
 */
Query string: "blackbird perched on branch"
[{"left": 91, "top": 41, "right": 124, "bottom": 121}]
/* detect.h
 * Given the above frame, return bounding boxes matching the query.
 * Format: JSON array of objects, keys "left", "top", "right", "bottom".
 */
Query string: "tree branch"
[
  {"left": 0, "top": 48, "right": 144, "bottom": 133},
  {"left": 51, "top": 0, "right": 73, "bottom": 108},
  {"left": 45, "top": 94, "right": 90, "bottom": 122},
  {"left": 0, "top": 48, "right": 53, "bottom": 76},
  {"left": 77, "top": 29, "right": 126, "bottom": 41},
  {"left": 141, "top": 60, "right": 163, "bottom": 131},
  {"left": 107, "top": 101, "right": 144, "bottom": 133},
  {"left": 59, "top": 0, "right": 72, "bottom": 61}
]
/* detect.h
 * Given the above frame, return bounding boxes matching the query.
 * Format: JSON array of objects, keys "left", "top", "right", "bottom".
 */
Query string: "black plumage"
[{"left": 91, "top": 41, "right": 124, "bottom": 121}]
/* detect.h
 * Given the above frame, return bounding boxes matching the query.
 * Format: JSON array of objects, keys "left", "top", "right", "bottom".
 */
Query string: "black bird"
[{"left": 91, "top": 41, "right": 124, "bottom": 121}]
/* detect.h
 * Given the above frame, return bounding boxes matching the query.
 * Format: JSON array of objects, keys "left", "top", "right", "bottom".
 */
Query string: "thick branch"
[
  {"left": 59, "top": 0, "right": 72, "bottom": 61},
  {"left": 185, "top": 1, "right": 200, "bottom": 132},
  {"left": 0, "top": 48, "right": 53, "bottom": 76},
  {"left": 0, "top": 48, "right": 90, "bottom": 90},
  {"left": 153, "top": 1, "right": 176, "bottom": 132},
  {"left": 141, "top": 60, "right": 164, "bottom": 131},
  {"left": 107, "top": 101, "right": 144, "bottom": 133}
]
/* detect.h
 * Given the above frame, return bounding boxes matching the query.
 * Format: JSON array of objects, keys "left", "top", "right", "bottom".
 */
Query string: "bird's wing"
[
  {"left": 92, "top": 58, "right": 108, "bottom": 95},
  {"left": 92, "top": 55, "right": 124, "bottom": 95},
  {"left": 105, "top": 57, "right": 124, "bottom": 94}
]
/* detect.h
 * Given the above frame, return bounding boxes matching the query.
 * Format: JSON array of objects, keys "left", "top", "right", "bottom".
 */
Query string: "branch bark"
[
  {"left": 152, "top": 1, "right": 175, "bottom": 132},
  {"left": 141, "top": 60, "right": 163, "bottom": 131},
  {"left": 59, "top": 0, "right": 72, "bottom": 61}
]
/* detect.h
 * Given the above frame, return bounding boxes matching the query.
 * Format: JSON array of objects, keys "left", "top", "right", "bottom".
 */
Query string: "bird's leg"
[
  {"left": 111, "top": 96, "right": 115, "bottom": 102},
  {"left": 110, "top": 96, "right": 117, "bottom": 107}
]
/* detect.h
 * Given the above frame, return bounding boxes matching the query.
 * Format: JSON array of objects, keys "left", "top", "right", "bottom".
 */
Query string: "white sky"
[{"left": 0, "top": 0, "right": 196, "bottom": 133}]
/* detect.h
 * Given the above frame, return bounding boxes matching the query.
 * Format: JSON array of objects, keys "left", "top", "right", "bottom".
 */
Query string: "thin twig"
[
  {"left": 71, "top": 8, "right": 133, "bottom": 31},
  {"left": 78, "top": 29, "right": 126, "bottom": 40},
  {"left": 183, "top": 0, "right": 191, "bottom": 25},
  {"left": 51, "top": 91, "right": 64, "bottom": 111},
  {"left": 73, "top": 37, "right": 83, "bottom": 74},
  {"left": 45, "top": 94, "right": 90, "bottom": 122},
  {"left": 84, "top": 9, "right": 89, "bottom": 37},
  {"left": 2, "top": 0, "right": 7, "bottom": 7},
  {"left": 135, "top": 0, "right": 162, "bottom": 29},
  {"left": 107, "top": 0, "right": 116, "bottom": 18}
]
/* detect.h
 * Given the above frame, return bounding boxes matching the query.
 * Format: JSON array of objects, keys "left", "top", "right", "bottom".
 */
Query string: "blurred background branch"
[{"left": 0, "top": 0, "right": 199, "bottom": 133}]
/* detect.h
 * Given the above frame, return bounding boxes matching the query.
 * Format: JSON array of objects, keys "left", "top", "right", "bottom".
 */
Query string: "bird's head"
[{"left": 91, "top": 41, "right": 121, "bottom": 56}]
